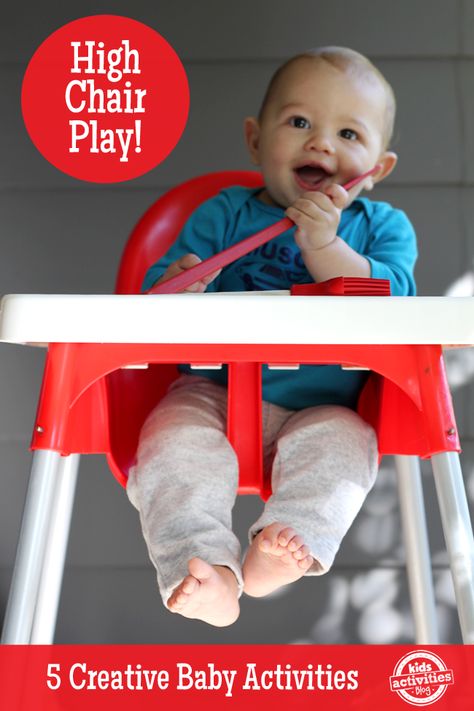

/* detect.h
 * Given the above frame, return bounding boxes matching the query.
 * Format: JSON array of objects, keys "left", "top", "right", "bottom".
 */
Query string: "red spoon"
[{"left": 148, "top": 164, "right": 381, "bottom": 294}]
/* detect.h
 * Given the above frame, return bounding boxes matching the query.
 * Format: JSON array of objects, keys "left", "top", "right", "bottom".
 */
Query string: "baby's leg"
[
  {"left": 244, "top": 405, "right": 378, "bottom": 597},
  {"left": 127, "top": 375, "right": 241, "bottom": 626}
]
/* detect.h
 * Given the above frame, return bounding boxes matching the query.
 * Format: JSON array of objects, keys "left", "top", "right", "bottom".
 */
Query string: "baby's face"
[{"left": 248, "top": 59, "right": 389, "bottom": 208}]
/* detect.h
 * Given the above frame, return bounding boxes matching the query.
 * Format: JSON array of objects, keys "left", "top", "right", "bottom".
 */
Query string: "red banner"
[{"left": 0, "top": 645, "right": 472, "bottom": 709}]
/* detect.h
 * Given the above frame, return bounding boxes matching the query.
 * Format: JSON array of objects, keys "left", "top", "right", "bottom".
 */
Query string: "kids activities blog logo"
[
  {"left": 389, "top": 650, "right": 454, "bottom": 706},
  {"left": 21, "top": 15, "right": 189, "bottom": 183}
]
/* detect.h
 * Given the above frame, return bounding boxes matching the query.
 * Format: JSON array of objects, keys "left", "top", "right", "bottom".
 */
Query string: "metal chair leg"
[
  {"left": 1, "top": 451, "right": 79, "bottom": 644},
  {"left": 30, "top": 454, "right": 79, "bottom": 644},
  {"left": 431, "top": 451, "right": 474, "bottom": 643},
  {"left": 394, "top": 455, "right": 439, "bottom": 643},
  {"left": 2, "top": 451, "right": 62, "bottom": 643}
]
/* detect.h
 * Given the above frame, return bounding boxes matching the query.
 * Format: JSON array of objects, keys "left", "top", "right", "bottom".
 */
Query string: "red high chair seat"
[
  {"left": 38, "top": 170, "right": 459, "bottom": 497},
  {"left": 28, "top": 171, "right": 461, "bottom": 498}
]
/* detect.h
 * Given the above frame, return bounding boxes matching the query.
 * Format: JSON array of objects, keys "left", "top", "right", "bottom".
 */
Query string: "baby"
[{"left": 127, "top": 46, "right": 417, "bottom": 627}]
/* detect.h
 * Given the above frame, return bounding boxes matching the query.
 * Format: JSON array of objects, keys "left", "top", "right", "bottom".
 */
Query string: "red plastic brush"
[
  {"left": 148, "top": 165, "right": 381, "bottom": 295},
  {"left": 290, "top": 276, "right": 391, "bottom": 296}
]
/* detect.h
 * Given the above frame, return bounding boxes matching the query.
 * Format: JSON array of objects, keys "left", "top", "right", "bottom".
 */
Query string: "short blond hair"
[{"left": 258, "top": 46, "right": 396, "bottom": 148}]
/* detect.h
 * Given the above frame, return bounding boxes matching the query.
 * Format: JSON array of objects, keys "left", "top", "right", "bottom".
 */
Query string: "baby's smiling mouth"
[{"left": 294, "top": 165, "right": 333, "bottom": 191}]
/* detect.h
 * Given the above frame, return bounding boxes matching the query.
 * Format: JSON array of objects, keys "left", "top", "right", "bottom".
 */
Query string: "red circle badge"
[
  {"left": 21, "top": 15, "right": 189, "bottom": 183},
  {"left": 389, "top": 650, "right": 454, "bottom": 706}
]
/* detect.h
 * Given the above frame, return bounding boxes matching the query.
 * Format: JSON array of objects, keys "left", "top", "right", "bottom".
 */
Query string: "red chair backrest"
[
  {"left": 107, "top": 171, "right": 263, "bottom": 486},
  {"left": 115, "top": 171, "right": 263, "bottom": 294}
]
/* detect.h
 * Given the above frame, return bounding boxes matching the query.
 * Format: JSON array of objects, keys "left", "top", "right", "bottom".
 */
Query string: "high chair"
[{"left": 1, "top": 171, "right": 473, "bottom": 645}]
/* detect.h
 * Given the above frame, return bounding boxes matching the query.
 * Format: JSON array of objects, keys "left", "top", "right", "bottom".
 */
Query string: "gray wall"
[{"left": 1, "top": 0, "right": 473, "bottom": 643}]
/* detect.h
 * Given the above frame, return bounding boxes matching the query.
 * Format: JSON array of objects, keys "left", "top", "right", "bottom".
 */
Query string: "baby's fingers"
[
  {"left": 163, "top": 253, "right": 207, "bottom": 292},
  {"left": 177, "top": 253, "right": 202, "bottom": 270},
  {"left": 177, "top": 254, "right": 221, "bottom": 291},
  {"left": 324, "top": 183, "right": 349, "bottom": 209},
  {"left": 201, "top": 267, "right": 222, "bottom": 286}
]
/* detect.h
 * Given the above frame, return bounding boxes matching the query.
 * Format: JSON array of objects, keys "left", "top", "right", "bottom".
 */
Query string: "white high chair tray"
[{"left": 0, "top": 293, "right": 473, "bottom": 347}]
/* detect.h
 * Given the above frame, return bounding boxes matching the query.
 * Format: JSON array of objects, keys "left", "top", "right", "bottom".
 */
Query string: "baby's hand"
[
  {"left": 286, "top": 183, "right": 349, "bottom": 252},
  {"left": 157, "top": 253, "right": 221, "bottom": 293}
]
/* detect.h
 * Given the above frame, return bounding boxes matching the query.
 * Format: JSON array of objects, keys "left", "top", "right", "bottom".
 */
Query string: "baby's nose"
[{"left": 304, "top": 130, "right": 335, "bottom": 154}]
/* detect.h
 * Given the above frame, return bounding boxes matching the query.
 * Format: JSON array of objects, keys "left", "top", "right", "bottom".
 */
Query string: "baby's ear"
[
  {"left": 244, "top": 117, "right": 261, "bottom": 165},
  {"left": 367, "top": 152, "right": 398, "bottom": 189}
]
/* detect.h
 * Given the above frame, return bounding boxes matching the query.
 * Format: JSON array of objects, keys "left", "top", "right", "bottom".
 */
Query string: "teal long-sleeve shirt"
[{"left": 143, "top": 187, "right": 418, "bottom": 411}]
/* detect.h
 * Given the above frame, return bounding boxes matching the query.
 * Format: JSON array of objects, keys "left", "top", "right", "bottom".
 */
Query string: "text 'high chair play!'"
[{"left": 1, "top": 171, "right": 474, "bottom": 645}]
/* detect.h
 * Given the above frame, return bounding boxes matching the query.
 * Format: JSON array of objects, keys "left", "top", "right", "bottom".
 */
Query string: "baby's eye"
[
  {"left": 289, "top": 116, "right": 311, "bottom": 129},
  {"left": 339, "top": 128, "right": 358, "bottom": 141}
]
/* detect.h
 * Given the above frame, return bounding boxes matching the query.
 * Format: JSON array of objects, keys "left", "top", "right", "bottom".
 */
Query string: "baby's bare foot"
[
  {"left": 243, "top": 522, "right": 314, "bottom": 597},
  {"left": 167, "top": 558, "right": 240, "bottom": 627}
]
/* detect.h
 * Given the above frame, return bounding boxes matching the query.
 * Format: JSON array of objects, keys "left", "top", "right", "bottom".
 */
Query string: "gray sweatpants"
[{"left": 127, "top": 374, "right": 378, "bottom": 604}]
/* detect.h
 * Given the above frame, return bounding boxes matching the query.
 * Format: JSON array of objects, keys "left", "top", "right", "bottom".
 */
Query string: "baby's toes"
[
  {"left": 182, "top": 576, "right": 198, "bottom": 595},
  {"left": 287, "top": 535, "right": 305, "bottom": 553},
  {"left": 168, "top": 596, "right": 182, "bottom": 611},
  {"left": 168, "top": 576, "right": 197, "bottom": 610},
  {"left": 277, "top": 527, "right": 298, "bottom": 548},
  {"left": 292, "top": 543, "right": 310, "bottom": 560},
  {"left": 297, "top": 554, "right": 314, "bottom": 570},
  {"left": 174, "top": 591, "right": 188, "bottom": 606}
]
